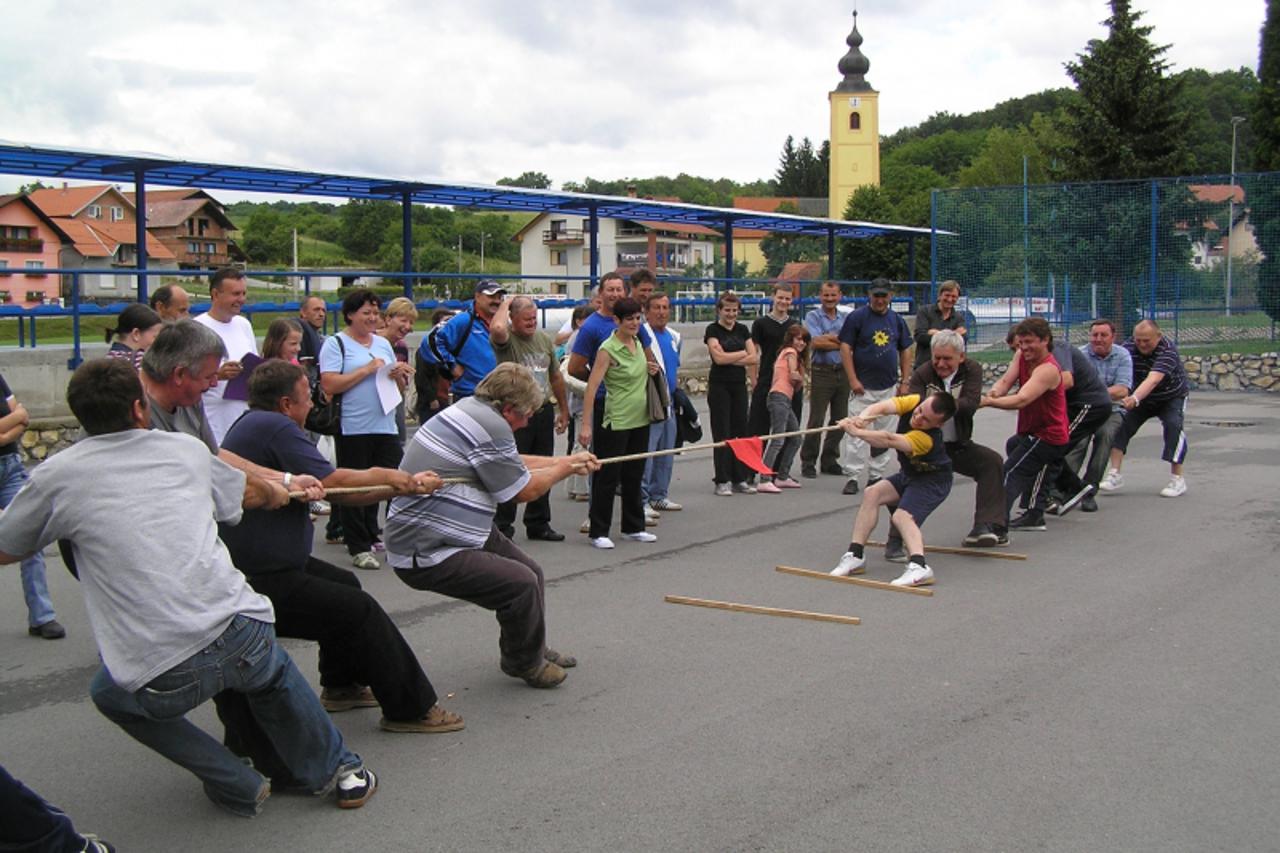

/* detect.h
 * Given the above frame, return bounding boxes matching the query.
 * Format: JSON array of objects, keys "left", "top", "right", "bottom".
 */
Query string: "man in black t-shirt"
[
  {"left": 748, "top": 284, "right": 802, "bottom": 439},
  {"left": 218, "top": 360, "right": 462, "bottom": 739}
]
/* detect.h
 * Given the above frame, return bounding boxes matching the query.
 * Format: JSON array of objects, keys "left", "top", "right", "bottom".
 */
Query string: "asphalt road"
[{"left": 2, "top": 391, "right": 1278, "bottom": 852}]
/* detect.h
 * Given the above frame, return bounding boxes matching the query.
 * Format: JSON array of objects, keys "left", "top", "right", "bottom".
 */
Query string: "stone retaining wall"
[
  {"left": 15, "top": 417, "right": 80, "bottom": 463},
  {"left": 975, "top": 352, "right": 1280, "bottom": 392}
]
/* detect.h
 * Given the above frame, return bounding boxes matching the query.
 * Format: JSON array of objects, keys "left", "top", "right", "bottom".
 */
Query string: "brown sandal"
[{"left": 378, "top": 704, "right": 465, "bottom": 733}]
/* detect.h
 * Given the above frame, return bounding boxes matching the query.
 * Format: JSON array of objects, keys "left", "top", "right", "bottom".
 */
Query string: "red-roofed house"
[
  {"left": 122, "top": 189, "right": 244, "bottom": 269},
  {"left": 0, "top": 194, "right": 65, "bottom": 306},
  {"left": 1183, "top": 184, "right": 1258, "bottom": 270},
  {"left": 25, "top": 184, "right": 178, "bottom": 299}
]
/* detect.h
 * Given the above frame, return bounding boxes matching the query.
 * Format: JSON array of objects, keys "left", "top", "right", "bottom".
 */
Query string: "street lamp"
[
  {"left": 1226, "top": 115, "right": 1246, "bottom": 317},
  {"left": 480, "top": 232, "right": 491, "bottom": 272}
]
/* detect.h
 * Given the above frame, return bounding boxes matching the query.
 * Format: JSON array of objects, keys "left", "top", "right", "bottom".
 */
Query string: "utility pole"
[
  {"left": 480, "top": 232, "right": 491, "bottom": 272},
  {"left": 292, "top": 227, "right": 299, "bottom": 299},
  {"left": 457, "top": 235, "right": 463, "bottom": 274},
  {"left": 1226, "top": 116, "right": 1246, "bottom": 317}
]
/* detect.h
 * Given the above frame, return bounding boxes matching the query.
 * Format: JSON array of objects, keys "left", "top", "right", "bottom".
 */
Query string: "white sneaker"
[
  {"left": 891, "top": 561, "right": 935, "bottom": 587},
  {"left": 309, "top": 500, "right": 331, "bottom": 516},
  {"left": 732, "top": 481, "right": 757, "bottom": 494},
  {"left": 1099, "top": 469, "right": 1124, "bottom": 492},
  {"left": 644, "top": 506, "right": 660, "bottom": 526},
  {"left": 351, "top": 551, "right": 380, "bottom": 571},
  {"left": 830, "top": 552, "right": 866, "bottom": 577},
  {"left": 1159, "top": 475, "right": 1187, "bottom": 498},
  {"left": 623, "top": 531, "right": 657, "bottom": 543},
  {"left": 650, "top": 498, "right": 683, "bottom": 511},
  {"left": 590, "top": 536, "right": 615, "bottom": 549},
  {"left": 579, "top": 518, "right": 590, "bottom": 534},
  {"left": 715, "top": 483, "right": 732, "bottom": 496}
]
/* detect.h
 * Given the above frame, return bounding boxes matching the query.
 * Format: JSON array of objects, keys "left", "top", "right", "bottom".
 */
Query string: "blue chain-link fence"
[{"left": 931, "top": 172, "right": 1279, "bottom": 352}]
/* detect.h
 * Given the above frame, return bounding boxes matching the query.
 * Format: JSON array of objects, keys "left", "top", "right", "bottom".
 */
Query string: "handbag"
[
  {"left": 646, "top": 369, "right": 671, "bottom": 424},
  {"left": 305, "top": 335, "right": 344, "bottom": 436}
]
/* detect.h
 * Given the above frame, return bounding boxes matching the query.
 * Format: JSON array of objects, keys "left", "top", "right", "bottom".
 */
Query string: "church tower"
[{"left": 828, "top": 11, "right": 881, "bottom": 219}]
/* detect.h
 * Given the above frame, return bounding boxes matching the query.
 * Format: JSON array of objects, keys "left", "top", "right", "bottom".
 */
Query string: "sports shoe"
[
  {"left": 309, "top": 500, "right": 331, "bottom": 516},
  {"left": 715, "top": 482, "right": 732, "bottom": 496},
  {"left": 1160, "top": 475, "right": 1187, "bottom": 498},
  {"left": 732, "top": 481, "right": 757, "bottom": 494},
  {"left": 841, "top": 479, "right": 860, "bottom": 495},
  {"left": 321, "top": 685, "right": 378, "bottom": 712},
  {"left": 513, "top": 660, "right": 567, "bottom": 688},
  {"left": 801, "top": 467, "right": 817, "bottom": 479},
  {"left": 650, "top": 498, "right": 683, "bottom": 511},
  {"left": 891, "top": 561, "right": 935, "bottom": 587},
  {"left": 1080, "top": 495, "right": 1099, "bottom": 513},
  {"left": 1099, "top": 469, "right": 1124, "bottom": 492},
  {"left": 993, "top": 526, "right": 1010, "bottom": 546},
  {"left": 590, "top": 536, "right": 615, "bottom": 549},
  {"left": 80, "top": 834, "right": 116, "bottom": 852},
  {"left": 821, "top": 464, "right": 844, "bottom": 476},
  {"left": 1058, "top": 484, "right": 1096, "bottom": 515},
  {"left": 580, "top": 518, "right": 590, "bottom": 534},
  {"left": 370, "top": 540, "right": 386, "bottom": 553},
  {"left": 1009, "top": 511, "right": 1047, "bottom": 531},
  {"left": 336, "top": 768, "right": 378, "bottom": 809},
  {"left": 378, "top": 704, "right": 465, "bottom": 733},
  {"left": 28, "top": 620, "right": 66, "bottom": 640},
  {"left": 644, "top": 506, "right": 660, "bottom": 526},
  {"left": 775, "top": 477, "right": 802, "bottom": 489},
  {"left": 1044, "top": 497, "right": 1063, "bottom": 516},
  {"left": 757, "top": 480, "right": 782, "bottom": 494},
  {"left": 962, "top": 524, "right": 1000, "bottom": 547},
  {"left": 351, "top": 551, "right": 380, "bottom": 571},
  {"left": 324, "top": 533, "right": 345, "bottom": 545},
  {"left": 883, "top": 539, "right": 908, "bottom": 563},
  {"left": 623, "top": 531, "right": 658, "bottom": 543},
  {"left": 830, "top": 551, "right": 866, "bottom": 577}
]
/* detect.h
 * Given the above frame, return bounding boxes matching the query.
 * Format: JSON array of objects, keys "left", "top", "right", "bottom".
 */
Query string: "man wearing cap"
[
  {"left": 424, "top": 280, "right": 511, "bottom": 400},
  {"left": 836, "top": 278, "right": 913, "bottom": 495}
]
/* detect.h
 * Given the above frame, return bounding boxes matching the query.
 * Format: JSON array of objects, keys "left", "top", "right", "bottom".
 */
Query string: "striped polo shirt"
[{"left": 385, "top": 396, "right": 531, "bottom": 569}]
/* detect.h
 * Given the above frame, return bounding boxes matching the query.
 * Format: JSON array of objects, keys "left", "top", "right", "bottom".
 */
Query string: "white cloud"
[{"left": 0, "top": 0, "right": 1266, "bottom": 196}]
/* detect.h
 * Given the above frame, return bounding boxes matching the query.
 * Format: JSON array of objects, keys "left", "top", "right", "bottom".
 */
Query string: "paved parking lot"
[{"left": 2, "top": 391, "right": 1278, "bottom": 851}]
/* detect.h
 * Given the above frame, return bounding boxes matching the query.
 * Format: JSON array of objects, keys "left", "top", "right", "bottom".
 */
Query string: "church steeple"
[{"left": 835, "top": 11, "right": 872, "bottom": 93}]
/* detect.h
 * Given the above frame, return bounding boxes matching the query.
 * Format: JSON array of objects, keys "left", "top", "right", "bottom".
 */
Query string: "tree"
[
  {"left": 1254, "top": 0, "right": 1280, "bottom": 322},
  {"left": 338, "top": 199, "right": 398, "bottom": 260},
  {"left": 775, "top": 136, "right": 829, "bottom": 196},
  {"left": 497, "top": 171, "right": 552, "bottom": 190},
  {"left": 759, "top": 203, "right": 827, "bottom": 276},
  {"left": 1062, "top": 0, "right": 1191, "bottom": 180},
  {"left": 956, "top": 115, "right": 1069, "bottom": 187}
]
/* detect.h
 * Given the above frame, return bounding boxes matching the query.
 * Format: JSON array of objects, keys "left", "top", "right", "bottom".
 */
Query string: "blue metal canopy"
[{"left": 0, "top": 140, "right": 938, "bottom": 240}]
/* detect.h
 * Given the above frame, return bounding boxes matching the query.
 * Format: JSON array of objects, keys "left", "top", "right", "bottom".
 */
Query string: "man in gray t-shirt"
[
  {"left": 387, "top": 363, "right": 597, "bottom": 690},
  {"left": 0, "top": 359, "right": 378, "bottom": 815}
]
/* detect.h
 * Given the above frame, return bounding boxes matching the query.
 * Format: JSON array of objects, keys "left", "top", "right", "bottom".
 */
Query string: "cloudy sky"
[{"left": 0, "top": 0, "right": 1266, "bottom": 196}]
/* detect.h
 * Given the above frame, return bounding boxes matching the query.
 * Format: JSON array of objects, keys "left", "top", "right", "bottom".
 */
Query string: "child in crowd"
[
  {"left": 757, "top": 324, "right": 810, "bottom": 493},
  {"left": 261, "top": 318, "right": 304, "bottom": 363}
]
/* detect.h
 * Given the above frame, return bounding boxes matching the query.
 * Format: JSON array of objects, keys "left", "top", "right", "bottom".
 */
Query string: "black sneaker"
[
  {"left": 821, "top": 464, "right": 844, "bottom": 476},
  {"left": 993, "top": 526, "right": 1010, "bottom": 546},
  {"left": 1045, "top": 498, "right": 1063, "bottom": 516},
  {"left": 801, "top": 467, "right": 817, "bottom": 479},
  {"left": 1080, "top": 495, "right": 1099, "bottom": 513},
  {"left": 1009, "top": 511, "right": 1047, "bottom": 531},
  {"left": 1057, "top": 484, "right": 1095, "bottom": 516},
  {"left": 841, "top": 479, "right": 860, "bottom": 495},
  {"left": 336, "top": 768, "right": 378, "bottom": 809},
  {"left": 883, "top": 539, "right": 908, "bottom": 563},
  {"left": 962, "top": 523, "right": 1000, "bottom": 547}
]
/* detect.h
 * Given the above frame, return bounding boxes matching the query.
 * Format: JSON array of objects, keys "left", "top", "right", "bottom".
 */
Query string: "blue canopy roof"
[{"left": 0, "top": 140, "right": 940, "bottom": 240}]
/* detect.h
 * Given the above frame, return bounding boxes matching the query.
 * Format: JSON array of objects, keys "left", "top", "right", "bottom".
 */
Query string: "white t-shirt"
[
  {"left": 0, "top": 429, "right": 274, "bottom": 691},
  {"left": 194, "top": 312, "right": 258, "bottom": 446}
]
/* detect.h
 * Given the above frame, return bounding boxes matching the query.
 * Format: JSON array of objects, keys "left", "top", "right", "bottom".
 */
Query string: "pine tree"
[
  {"left": 1063, "top": 0, "right": 1190, "bottom": 180},
  {"left": 1253, "top": 0, "right": 1280, "bottom": 321}
]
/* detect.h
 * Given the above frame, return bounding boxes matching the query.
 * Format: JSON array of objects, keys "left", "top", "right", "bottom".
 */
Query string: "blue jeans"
[
  {"left": 0, "top": 454, "right": 56, "bottom": 628},
  {"left": 0, "top": 763, "right": 82, "bottom": 852},
  {"left": 90, "top": 615, "right": 361, "bottom": 817},
  {"left": 642, "top": 409, "right": 676, "bottom": 503}
]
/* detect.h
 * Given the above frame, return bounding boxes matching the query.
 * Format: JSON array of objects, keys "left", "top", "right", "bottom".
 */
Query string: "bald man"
[{"left": 149, "top": 284, "right": 191, "bottom": 322}]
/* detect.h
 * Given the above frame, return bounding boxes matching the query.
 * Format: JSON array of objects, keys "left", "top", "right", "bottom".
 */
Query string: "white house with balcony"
[{"left": 513, "top": 211, "right": 719, "bottom": 297}]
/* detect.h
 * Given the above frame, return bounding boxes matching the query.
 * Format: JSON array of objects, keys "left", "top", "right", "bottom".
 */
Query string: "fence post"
[
  {"left": 68, "top": 272, "right": 83, "bottom": 369},
  {"left": 1149, "top": 180, "right": 1158, "bottom": 320},
  {"left": 929, "top": 190, "right": 938, "bottom": 290},
  {"left": 29, "top": 314, "right": 36, "bottom": 347}
]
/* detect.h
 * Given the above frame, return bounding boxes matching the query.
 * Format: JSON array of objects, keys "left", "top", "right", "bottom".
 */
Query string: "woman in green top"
[{"left": 580, "top": 297, "right": 659, "bottom": 549}]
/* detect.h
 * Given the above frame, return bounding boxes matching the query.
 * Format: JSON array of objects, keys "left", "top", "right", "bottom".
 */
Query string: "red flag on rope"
[{"left": 725, "top": 437, "right": 775, "bottom": 476}]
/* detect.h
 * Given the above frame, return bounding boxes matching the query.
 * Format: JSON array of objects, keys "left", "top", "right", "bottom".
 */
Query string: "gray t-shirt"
[
  {"left": 385, "top": 396, "right": 530, "bottom": 569},
  {"left": 0, "top": 429, "right": 273, "bottom": 691},
  {"left": 148, "top": 394, "right": 219, "bottom": 452},
  {"left": 1053, "top": 341, "right": 1111, "bottom": 409}
]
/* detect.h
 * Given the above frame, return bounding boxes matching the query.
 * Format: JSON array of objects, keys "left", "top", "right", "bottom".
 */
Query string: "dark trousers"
[
  {"left": 0, "top": 764, "right": 82, "bottom": 852},
  {"left": 708, "top": 380, "right": 750, "bottom": 484},
  {"left": 1003, "top": 434, "right": 1068, "bottom": 522},
  {"left": 496, "top": 403, "right": 555, "bottom": 535},
  {"left": 749, "top": 379, "right": 803, "bottom": 436},
  {"left": 1113, "top": 395, "right": 1188, "bottom": 465},
  {"left": 1062, "top": 409, "right": 1124, "bottom": 490},
  {"left": 948, "top": 440, "right": 1007, "bottom": 527},
  {"left": 215, "top": 558, "right": 437, "bottom": 784},
  {"left": 396, "top": 527, "right": 547, "bottom": 675},
  {"left": 589, "top": 421, "right": 649, "bottom": 537},
  {"left": 334, "top": 432, "right": 403, "bottom": 555},
  {"left": 800, "top": 365, "right": 849, "bottom": 471},
  {"left": 1044, "top": 403, "right": 1113, "bottom": 501}
]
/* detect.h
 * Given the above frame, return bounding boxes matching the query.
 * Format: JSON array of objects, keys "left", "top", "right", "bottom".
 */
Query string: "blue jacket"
[{"left": 419, "top": 308, "right": 495, "bottom": 397}]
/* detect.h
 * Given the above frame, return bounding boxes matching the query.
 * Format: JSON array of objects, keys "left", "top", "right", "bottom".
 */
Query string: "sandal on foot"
[{"left": 379, "top": 704, "right": 465, "bottom": 733}]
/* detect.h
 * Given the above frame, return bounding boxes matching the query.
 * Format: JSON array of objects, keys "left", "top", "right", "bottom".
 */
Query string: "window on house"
[
  {"left": 849, "top": 112, "right": 861, "bottom": 130},
  {"left": 0, "top": 260, "right": 9, "bottom": 275},
  {"left": 188, "top": 241, "right": 200, "bottom": 253},
  {"left": 198, "top": 218, "right": 209, "bottom": 236},
  {"left": 110, "top": 206, "right": 124, "bottom": 221},
  {"left": 205, "top": 242, "right": 216, "bottom": 254},
  {"left": 187, "top": 220, "right": 195, "bottom": 236},
  {"left": 582, "top": 249, "right": 592, "bottom": 265},
  {"left": 0, "top": 291, "right": 10, "bottom": 303},
  {"left": 26, "top": 290, "right": 46, "bottom": 303},
  {"left": 87, "top": 204, "right": 102, "bottom": 218},
  {"left": 24, "top": 260, "right": 44, "bottom": 276},
  {"left": 549, "top": 249, "right": 566, "bottom": 265}
]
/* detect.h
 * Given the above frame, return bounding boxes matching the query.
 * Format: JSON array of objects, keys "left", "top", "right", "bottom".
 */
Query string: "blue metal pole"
[
  {"left": 134, "top": 169, "right": 149, "bottom": 303},
  {"left": 929, "top": 190, "right": 938, "bottom": 291},
  {"left": 1023, "top": 155, "right": 1030, "bottom": 305},
  {"left": 68, "top": 272, "right": 82, "bottom": 369},
  {"left": 1064, "top": 274, "right": 1071, "bottom": 344},
  {"left": 588, "top": 205, "right": 599, "bottom": 293},
  {"left": 401, "top": 191, "right": 413, "bottom": 299},
  {"left": 722, "top": 217, "right": 734, "bottom": 295},
  {"left": 1149, "top": 181, "right": 1158, "bottom": 319},
  {"left": 827, "top": 227, "right": 837, "bottom": 280}
]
